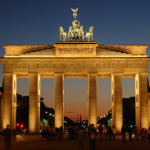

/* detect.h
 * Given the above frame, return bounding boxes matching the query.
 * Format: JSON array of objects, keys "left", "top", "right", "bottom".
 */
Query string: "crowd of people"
[
  {"left": 41, "top": 126, "right": 63, "bottom": 140},
  {"left": 121, "top": 125, "right": 150, "bottom": 143},
  {"left": 40, "top": 124, "right": 150, "bottom": 144},
  {"left": 1, "top": 124, "right": 150, "bottom": 150}
]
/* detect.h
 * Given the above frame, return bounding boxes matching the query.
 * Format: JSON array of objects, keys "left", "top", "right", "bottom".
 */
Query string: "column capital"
[
  {"left": 88, "top": 72, "right": 97, "bottom": 74},
  {"left": 29, "top": 73, "right": 41, "bottom": 75},
  {"left": 29, "top": 73, "right": 41, "bottom": 77},
  {"left": 55, "top": 72, "right": 64, "bottom": 75},
  {"left": 111, "top": 72, "right": 123, "bottom": 76},
  {"left": 139, "top": 72, "right": 148, "bottom": 76},
  {"left": 88, "top": 72, "right": 97, "bottom": 76},
  {"left": 3, "top": 73, "right": 14, "bottom": 76}
]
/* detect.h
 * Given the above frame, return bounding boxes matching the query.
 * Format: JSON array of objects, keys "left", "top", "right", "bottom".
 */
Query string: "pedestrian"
[
  {"left": 77, "top": 126, "right": 85, "bottom": 150},
  {"left": 128, "top": 126, "right": 132, "bottom": 142},
  {"left": 147, "top": 127, "right": 150, "bottom": 143},
  {"left": 134, "top": 126, "right": 139, "bottom": 142},
  {"left": 89, "top": 124, "right": 96, "bottom": 150},
  {"left": 121, "top": 125, "right": 126, "bottom": 143},
  {"left": 112, "top": 125, "right": 117, "bottom": 140},
  {"left": 12, "top": 128, "right": 16, "bottom": 139},
  {"left": 99, "top": 125, "right": 103, "bottom": 141},
  {"left": 68, "top": 126, "right": 72, "bottom": 140},
  {"left": 52, "top": 126, "right": 56, "bottom": 140},
  {"left": 55, "top": 128, "right": 59, "bottom": 140},
  {"left": 71, "top": 127, "right": 75, "bottom": 139},
  {"left": 58, "top": 126, "right": 63, "bottom": 140},
  {"left": 144, "top": 128, "right": 147, "bottom": 141},
  {"left": 48, "top": 126, "right": 53, "bottom": 140},
  {"left": 3, "top": 125, "right": 12, "bottom": 150},
  {"left": 108, "top": 127, "right": 112, "bottom": 140},
  {"left": 103, "top": 126, "right": 108, "bottom": 140},
  {"left": 141, "top": 128, "right": 146, "bottom": 142}
]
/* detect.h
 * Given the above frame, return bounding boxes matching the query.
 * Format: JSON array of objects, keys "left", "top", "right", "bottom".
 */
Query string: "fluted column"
[
  {"left": 111, "top": 73, "right": 123, "bottom": 132},
  {"left": 55, "top": 73, "right": 64, "bottom": 129},
  {"left": 148, "top": 93, "right": 150, "bottom": 127},
  {"left": 29, "top": 74, "right": 41, "bottom": 133},
  {"left": 2, "top": 74, "right": 17, "bottom": 130},
  {"left": 0, "top": 92, "right": 3, "bottom": 130},
  {"left": 88, "top": 73, "right": 97, "bottom": 127},
  {"left": 135, "top": 72, "right": 148, "bottom": 129}
]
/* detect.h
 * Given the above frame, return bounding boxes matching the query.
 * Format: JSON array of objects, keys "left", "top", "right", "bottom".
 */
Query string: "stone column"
[
  {"left": 55, "top": 73, "right": 64, "bottom": 129},
  {"left": 29, "top": 74, "right": 41, "bottom": 133},
  {"left": 0, "top": 92, "right": 3, "bottom": 130},
  {"left": 135, "top": 73, "right": 148, "bottom": 129},
  {"left": 111, "top": 73, "right": 123, "bottom": 132},
  {"left": 148, "top": 93, "right": 150, "bottom": 127},
  {"left": 88, "top": 73, "right": 97, "bottom": 127},
  {"left": 2, "top": 74, "right": 17, "bottom": 130}
]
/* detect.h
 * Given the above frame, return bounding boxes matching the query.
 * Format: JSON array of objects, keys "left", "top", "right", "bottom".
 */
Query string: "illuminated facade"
[{"left": 0, "top": 43, "right": 150, "bottom": 133}]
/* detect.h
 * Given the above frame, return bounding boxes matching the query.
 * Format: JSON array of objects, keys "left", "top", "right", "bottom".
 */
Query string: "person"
[
  {"left": 108, "top": 127, "right": 112, "bottom": 140},
  {"left": 89, "top": 124, "right": 97, "bottom": 150},
  {"left": 55, "top": 128, "right": 59, "bottom": 140},
  {"left": 147, "top": 127, "right": 150, "bottom": 143},
  {"left": 77, "top": 126, "right": 85, "bottom": 150},
  {"left": 58, "top": 126, "right": 63, "bottom": 140},
  {"left": 121, "top": 125, "right": 126, "bottom": 143},
  {"left": 134, "top": 126, "right": 139, "bottom": 142},
  {"left": 112, "top": 125, "right": 117, "bottom": 140},
  {"left": 68, "top": 126, "right": 72, "bottom": 140},
  {"left": 141, "top": 128, "right": 146, "bottom": 142},
  {"left": 52, "top": 126, "right": 56, "bottom": 140},
  {"left": 3, "top": 125, "right": 12, "bottom": 150},
  {"left": 99, "top": 125, "right": 103, "bottom": 141},
  {"left": 144, "top": 128, "right": 147, "bottom": 142},
  {"left": 41, "top": 129, "right": 47, "bottom": 140},
  {"left": 103, "top": 126, "right": 108, "bottom": 140},
  {"left": 71, "top": 126, "right": 75, "bottom": 139},
  {"left": 128, "top": 126, "right": 132, "bottom": 142},
  {"left": 12, "top": 128, "right": 16, "bottom": 139}
]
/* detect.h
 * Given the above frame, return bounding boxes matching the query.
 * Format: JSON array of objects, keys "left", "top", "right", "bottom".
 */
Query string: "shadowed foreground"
[{"left": 0, "top": 136, "right": 150, "bottom": 150}]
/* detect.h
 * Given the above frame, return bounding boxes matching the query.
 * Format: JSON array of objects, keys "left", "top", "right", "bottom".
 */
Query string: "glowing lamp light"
[
  {"left": 20, "top": 124, "right": 24, "bottom": 128},
  {"left": 16, "top": 123, "right": 19, "bottom": 126}
]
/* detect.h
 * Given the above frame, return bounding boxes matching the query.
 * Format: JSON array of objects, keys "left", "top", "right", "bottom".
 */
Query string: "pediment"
[
  {"left": 21, "top": 48, "right": 55, "bottom": 56},
  {"left": 20, "top": 47, "right": 137, "bottom": 57},
  {"left": 3, "top": 44, "right": 148, "bottom": 58}
]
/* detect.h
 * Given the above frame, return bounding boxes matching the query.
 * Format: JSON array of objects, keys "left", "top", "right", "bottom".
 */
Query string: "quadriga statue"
[
  {"left": 86, "top": 26, "right": 94, "bottom": 42},
  {"left": 68, "top": 26, "right": 74, "bottom": 42},
  {"left": 79, "top": 25, "right": 84, "bottom": 42},
  {"left": 59, "top": 26, "right": 67, "bottom": 42}
]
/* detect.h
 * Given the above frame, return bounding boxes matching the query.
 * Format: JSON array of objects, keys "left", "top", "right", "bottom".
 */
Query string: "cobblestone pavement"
[{"left": 0, "top": 135, "right": 150, "bottom": 150}]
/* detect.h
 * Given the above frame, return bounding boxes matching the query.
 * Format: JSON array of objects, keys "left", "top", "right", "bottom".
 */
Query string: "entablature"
[{"left": 1, "top": 57, "right": 149, "bottom": 75}]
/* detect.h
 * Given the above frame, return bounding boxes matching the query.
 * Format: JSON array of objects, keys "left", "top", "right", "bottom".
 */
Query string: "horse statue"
[
  {"left": 59, "top": 26, "right": 67, "bottom": 42},
  {"left": 79, "top": 25, "right": 84, "bottom": 42},
  {"left": 85, "top": 26, "right": 94, "bottom": 42},
  {"left": 68, "top": 26, "right": 74, "bottom": 42}
]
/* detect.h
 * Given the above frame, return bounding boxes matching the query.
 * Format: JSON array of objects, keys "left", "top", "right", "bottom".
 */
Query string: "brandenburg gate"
[{"left": 0, "top": 9, "right": 150, "bottom": 133}]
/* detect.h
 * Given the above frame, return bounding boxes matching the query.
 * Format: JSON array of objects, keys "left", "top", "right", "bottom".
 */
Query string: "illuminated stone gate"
[
  {"left": 0, "top": 42, "right": 150, "bottom": 133},
  {"left": 0, "top": 9, "right": 150, "bottom": 133}
]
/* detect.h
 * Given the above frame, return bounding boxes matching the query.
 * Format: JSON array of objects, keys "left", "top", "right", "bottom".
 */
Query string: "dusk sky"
[{"left": 0, "top": 0, "right": 150, "bottom": 121}]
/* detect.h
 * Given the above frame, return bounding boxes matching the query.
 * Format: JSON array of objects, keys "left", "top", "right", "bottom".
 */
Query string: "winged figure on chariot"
[{"left": 59, "top": 8, "right": 94, "bottom": 42}]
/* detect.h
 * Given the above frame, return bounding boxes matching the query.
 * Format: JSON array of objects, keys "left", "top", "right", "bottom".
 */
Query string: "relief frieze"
[
  {"left": 58, "top": 48, "right": 93, "bottom": 54},
  {"left": 5, "top": 61, "right": 145, "bottom": 70}
]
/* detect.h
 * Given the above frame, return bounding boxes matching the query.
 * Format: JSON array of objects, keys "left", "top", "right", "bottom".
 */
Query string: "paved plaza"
[{"left": 0, "top": 135, "right": 150, "bottom": 150}]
